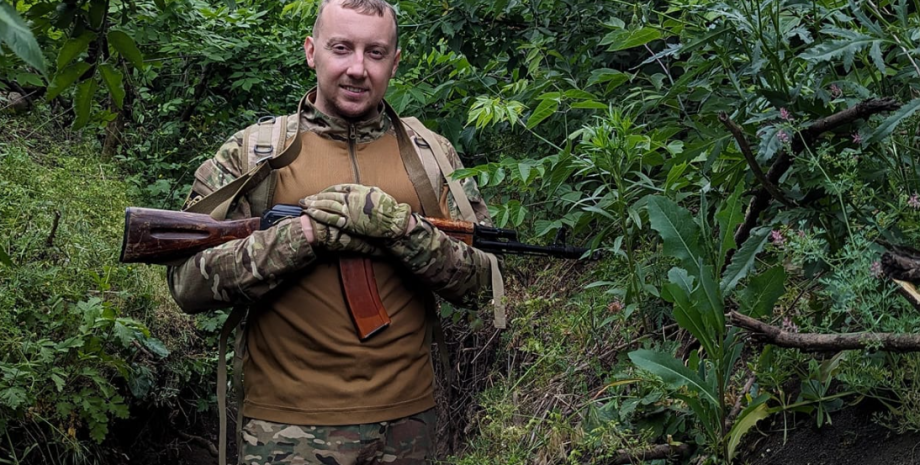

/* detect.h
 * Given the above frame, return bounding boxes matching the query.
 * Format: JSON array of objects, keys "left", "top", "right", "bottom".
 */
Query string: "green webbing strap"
[{"left": 217, "top": 306, "right": 247, "bottom": 465}]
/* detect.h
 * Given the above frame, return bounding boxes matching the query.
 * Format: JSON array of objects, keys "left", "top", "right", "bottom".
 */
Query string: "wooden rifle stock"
[
  {"left": 120, "top": 207, "right": 261, "bottom": 264},
  {"left": 119, "top": 207, "right": 391, "bottom": 340}
]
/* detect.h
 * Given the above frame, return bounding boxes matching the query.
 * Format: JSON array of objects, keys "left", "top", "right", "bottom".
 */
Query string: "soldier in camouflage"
[{"left": 166, "top": 0, "right": 494, "bottom": 464}]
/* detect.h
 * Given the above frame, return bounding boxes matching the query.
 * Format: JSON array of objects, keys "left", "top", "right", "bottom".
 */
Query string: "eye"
[
  {"left": 332, "top": 44, "right": 349, "bottom": 54},
  {"left": 368, "top": 49, "right": 386, "bottom": 59}
]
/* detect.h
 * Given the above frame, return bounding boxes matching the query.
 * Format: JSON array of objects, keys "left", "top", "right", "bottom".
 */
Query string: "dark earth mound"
[{"left": 747, "top": 401, "right": 920, "bottom": 465}]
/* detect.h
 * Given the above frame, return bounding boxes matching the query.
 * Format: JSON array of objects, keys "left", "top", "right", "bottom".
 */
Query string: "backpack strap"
[
  {"left": 384, "top": 105, "right": 443, "bottom": 218},
  {"left": 399, "top": 118, "right": 506, "bottom": 329},
  {"left": 400, "top": 117, "right": 476, "bottom": 222},
  {"left": 188, "top": 111, "right": 301, "bottom": 465}
]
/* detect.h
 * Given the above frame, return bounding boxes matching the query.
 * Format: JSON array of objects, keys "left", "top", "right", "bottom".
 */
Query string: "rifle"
[{"left": 120, "top": 204, "right": 597, "bottom": 338}]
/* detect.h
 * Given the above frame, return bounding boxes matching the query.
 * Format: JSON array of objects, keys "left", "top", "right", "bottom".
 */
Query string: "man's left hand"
[{"left": 300, "top": 184, "right": 412, "bottom": 239}]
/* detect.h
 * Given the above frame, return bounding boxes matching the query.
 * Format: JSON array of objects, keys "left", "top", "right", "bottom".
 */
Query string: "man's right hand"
[{"left": 301, "top": 215, "right": 382, "bottom": 256}]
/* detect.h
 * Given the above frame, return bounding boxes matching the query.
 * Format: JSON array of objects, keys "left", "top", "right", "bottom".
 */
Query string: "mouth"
[{"left": 341, "top": 85, "right": 368, "bottom": 95}]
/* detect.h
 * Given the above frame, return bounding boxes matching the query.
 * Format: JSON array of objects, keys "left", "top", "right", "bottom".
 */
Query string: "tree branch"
[
  {"left": 602, "top": 444, "right": 692, "bottom": 464},
  {"left": 729, "top": 311, "right": 920, "bottom": 352},
  {"left": 733, "top": 98, "right": 902, "bottom": 249},
  {"left": 718, "top": 112, "right": 794, "bottom": 208}
]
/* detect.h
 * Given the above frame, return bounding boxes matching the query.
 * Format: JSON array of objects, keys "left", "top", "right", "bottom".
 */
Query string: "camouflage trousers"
[{"left": 238, "top": 408, "right": 437, "bottom": 465}]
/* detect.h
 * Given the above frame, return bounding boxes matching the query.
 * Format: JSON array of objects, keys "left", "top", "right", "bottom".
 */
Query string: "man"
[{"left": 167, "top": 0, "right": 494, "bottom": 463}]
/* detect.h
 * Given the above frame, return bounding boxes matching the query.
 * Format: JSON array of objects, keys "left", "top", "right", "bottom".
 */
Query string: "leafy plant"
[{"left": 629, "top": 194, "right": 784, "bottom": 461}]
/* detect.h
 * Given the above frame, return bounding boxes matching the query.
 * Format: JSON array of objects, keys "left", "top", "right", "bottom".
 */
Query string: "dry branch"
[
  {"left": 718, "top": 112, "right": 793, "bottom": 208},
  {"left": 732, "top": 98, "right": 902, "bottom": 249},
  {"left": 602, "top": 444, "right": 692, "bottom": 464},
  {"left": 729, "top": 311, "right": 920, "bottom": 352}
]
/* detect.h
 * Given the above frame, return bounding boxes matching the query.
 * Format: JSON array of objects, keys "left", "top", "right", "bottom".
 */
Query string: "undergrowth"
[{"left": 0, "top": 111, "right": 212, "bottom": 464}]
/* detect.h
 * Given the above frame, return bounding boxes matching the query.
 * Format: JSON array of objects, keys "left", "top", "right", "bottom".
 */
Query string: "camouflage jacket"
[{"left": 167, "top": 94, "right": 493, "bottom": 313}]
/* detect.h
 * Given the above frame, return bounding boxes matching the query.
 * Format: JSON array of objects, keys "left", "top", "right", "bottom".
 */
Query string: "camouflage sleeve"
[
  {"left": 386, "top": 215, "right": 492, "bottom": 307},
  {"left": 167, "top": 131, "right": 317, "bottom": 313},
  {"left": 386, "top": 135, "right": 495, "bottom": 308}
]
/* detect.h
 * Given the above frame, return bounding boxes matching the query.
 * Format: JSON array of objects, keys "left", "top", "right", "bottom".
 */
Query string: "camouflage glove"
[
  {"left": 308, "top": 217, "right": 383, "bottom": 256},
  {"left": 300, "top": 184, "right": 412, "bottom": 239}
]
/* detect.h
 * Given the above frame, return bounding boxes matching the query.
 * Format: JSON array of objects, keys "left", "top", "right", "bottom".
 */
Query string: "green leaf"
[
  {"left": 564, "top": 89, "right": 595, "bottom": 100},
  {"left": 647, "top": 196, "right": 702, "bottom": 270},
  {"left": 56, "top": 32, "right": 95, "bottom": 70},
  {"left": 629, "top": 349, "right": 718, "bottom": 406},
  {"left": 586, "top": 68, "right": 628, "bottom": 88},
  {"left": 99, "top": 64, "right": 125, "bottom": 108},
  {"left": 728, "top": 399, "right": 772, "bottom": 460},
  {"left": 107, "top": 30, "right": 145, "bottom": 70},
  {"left": 695, "top": 262, "right": 725, "bottom": 337},
  {"left": 664, "top": 271, "right": 717, "bottom": 357},
  {"left": 14, "top": 71, "right": 43, "bottom": 87},
  {"left": 570, "top": 100, "right": 608, "bottom": 110},
  {"left": 716, "top": 184, "right": 745, "bottom": 268},
  {"left": 526, "top": 98, "right": 559, "bottom": 129},
  {"left": 73, "top": 79, "right": 97, "bottom": 130},
  {"left": 601, "top": 28, "right": 662, "bottom": 52},
  {"left": 738, "top": 266, "right": 786, "bottom": 318},
  {"left": 0, "top": 247, "right": 11, "bottom": 267},
  {"left": 865, "top": 98, "right": 920, "bottom": 145},
  {"left": 0, "top": 2, "right": 47, "bottom": 75},
  {"left": 46, "top": 62, "right": 92, "bottom": 100},
  {"left": 721, "top": 228, "right": 769, "bottom": 294}
]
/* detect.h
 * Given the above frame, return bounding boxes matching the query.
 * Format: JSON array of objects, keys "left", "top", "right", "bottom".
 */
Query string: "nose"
[{"left": 346, "top": 54, "right": 367, "bottom": 80}]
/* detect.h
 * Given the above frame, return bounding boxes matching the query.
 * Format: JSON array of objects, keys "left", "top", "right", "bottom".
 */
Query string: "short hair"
[{"left": 313, "top": 0, "right": 400, "bottom": 49}]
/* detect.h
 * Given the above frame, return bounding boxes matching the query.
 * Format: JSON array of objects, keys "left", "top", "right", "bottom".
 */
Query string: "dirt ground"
[{"left": 746, "top": 401, "right": 920, "bottom": 465}]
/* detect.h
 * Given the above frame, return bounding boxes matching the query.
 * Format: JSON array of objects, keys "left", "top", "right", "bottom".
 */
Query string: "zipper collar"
[{"left": 298, "top": 89, "right": 391, "bottom": 144}]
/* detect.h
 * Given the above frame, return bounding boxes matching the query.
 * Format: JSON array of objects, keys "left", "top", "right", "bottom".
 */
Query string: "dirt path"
[{"left": 748, "top": 401, "right": 920, "bottom": 465}]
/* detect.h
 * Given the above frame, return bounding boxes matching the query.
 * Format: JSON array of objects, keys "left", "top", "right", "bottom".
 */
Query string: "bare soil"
[{"left": 747, "top": 400, "right": 920, "bottom": 465}]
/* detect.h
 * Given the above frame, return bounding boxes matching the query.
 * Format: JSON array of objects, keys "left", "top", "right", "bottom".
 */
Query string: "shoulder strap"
[
  {"left": 399, "top": 118, "right": 505, "bottom": 328},
  {"left": 400, "top": 117, "right": 477, "bottom": 222},
  {"left": 384, "top": 106, "right": 444, "bottom": 219}
]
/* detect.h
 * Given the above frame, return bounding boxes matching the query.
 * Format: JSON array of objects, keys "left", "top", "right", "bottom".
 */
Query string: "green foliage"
[
  {"left": 0, "top": 2, "right": 46, "bottom": 75},
  {"left": 0, "top": 114, "right": 208, "bottom": 462}
]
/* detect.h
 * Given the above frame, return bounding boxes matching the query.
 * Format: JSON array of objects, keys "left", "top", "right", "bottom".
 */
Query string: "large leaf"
[
  {"left": 727, "top": 397, "right": 772, "bottom": 460},
  {"left": 73, "top": 79, "right": 97, "bottom": 130},
  {"left": 601, "top": 28, "right": 662, "bottom": 52},
  {"left": 56, "top": 32, "right": 95, "bottom": 70},
  {"left": 715, "top": 184, "right": 745, "bottom": 268},
  {"left": 45, "top": 62, "right": 92, "bottom": 100},
  {"left": 865, "top": 98, "right": 920, "bottom": 146},
  {"left": 526, "top": 98, "right": 559, "bottom": 129},
  {"left": 629, "top": 349, "right": 718, "bottom": 406},
  {"left": 99, "top": 64, "right": 125, "bottom": 108},
  {"left": 695, "top": 262, "right": 725, "bottom": 339},
  {"left": 799, "top": 28, "right": 879, "bottom": 71},
  {"left": 738, "top": 266, "right": 786, "bottom": 318},
  {"left": 0, "top": 247, "right": 12, "bottom": 267},
  {"left": 664, "top": 276, "right": 718, "bottom": 358},
  {"left": 721, "top": 227, "right": 769, "bottom": 294},
  {"left": 107, "top": 30, "right": 145, "bottom": 70},
  {"left": 647, "top": 196, "right": 702, "bottom": 270},
  {"left": 0, "top": 2, "right": 47, "bottom": 75}
]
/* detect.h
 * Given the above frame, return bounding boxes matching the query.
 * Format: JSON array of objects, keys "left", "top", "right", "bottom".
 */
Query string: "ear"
[
  {"left": 390, "top": 49, "right": 401, "bottom": 78},
  {"left": 304, "top": 36, "right": 316, "bottom": 69}
]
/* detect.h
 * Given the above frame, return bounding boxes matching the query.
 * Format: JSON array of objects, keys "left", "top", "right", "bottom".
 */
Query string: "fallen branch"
[
  {"left": 729, "top": 311, "right": 920, "bottom": 352},
  {"left": 176, "top": 431, "right": 218, "bottom": 457},
  {"left": 732, "top": 97, "right": 902, "bottom": 249},
  {"left": 724, "top": 373, "right": 756, "bottom": 431},
  {"left": 603, "top": 444, "right": 692, "bottom": 464}
]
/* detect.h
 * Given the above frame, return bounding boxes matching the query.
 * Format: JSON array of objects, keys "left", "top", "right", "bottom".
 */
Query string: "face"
[{"left": 304, "top": 1, "right": 400, "bottom": 121}]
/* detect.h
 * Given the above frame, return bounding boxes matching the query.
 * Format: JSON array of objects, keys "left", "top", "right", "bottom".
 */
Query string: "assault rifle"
[
  {"left": 119, "top": 204, "right": 597, "bottom": 264},
  {"left": 120, "top": 204, "right": 597, "bottom": 339}
]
